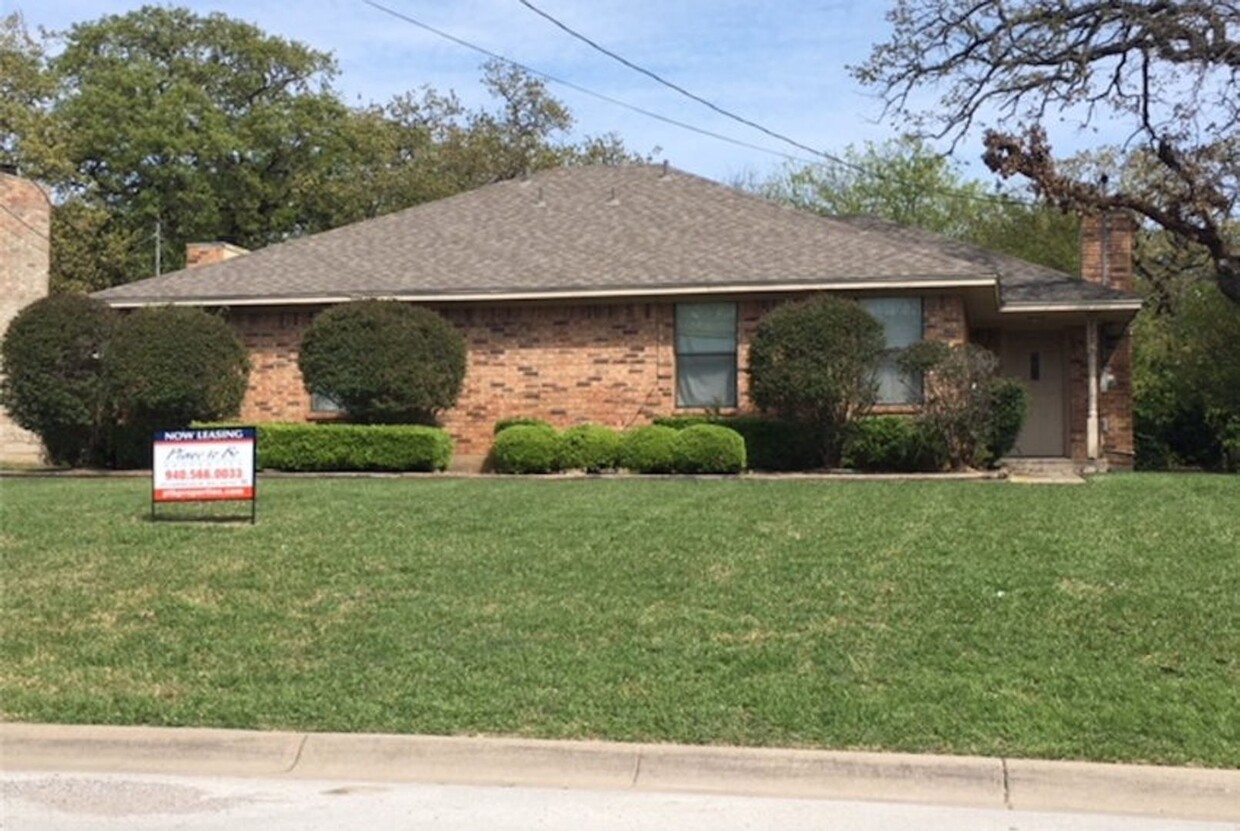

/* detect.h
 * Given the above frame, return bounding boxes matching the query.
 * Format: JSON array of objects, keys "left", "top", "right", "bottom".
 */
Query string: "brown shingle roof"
[{"left": 93, "top": 164, "right": 1139, "bottom": 309}]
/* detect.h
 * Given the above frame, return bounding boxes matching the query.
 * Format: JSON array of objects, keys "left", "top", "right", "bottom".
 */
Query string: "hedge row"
[
  {"left": 198, "top": 423, "right": 453, "bottom": 472},
  {"left": 491, "top": 422, "right": 745, "bottom": 474},
  {"left": 654, "top": 414, "right": 821, "bottom": 471}
]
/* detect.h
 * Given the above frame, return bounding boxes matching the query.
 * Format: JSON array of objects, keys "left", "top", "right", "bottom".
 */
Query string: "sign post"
[{"left": 151, "top": 427, "right": 258, "bottom": 523}]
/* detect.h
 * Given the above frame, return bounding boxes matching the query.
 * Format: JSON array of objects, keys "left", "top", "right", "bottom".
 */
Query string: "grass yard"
[{"left": 1, "top": 474, "right": 1237, "bottom": 767}]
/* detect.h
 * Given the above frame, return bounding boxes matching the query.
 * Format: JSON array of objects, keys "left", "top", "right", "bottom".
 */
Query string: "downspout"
[{"left": 1086, "top": 316, "right": 1100, "bottom": 460}]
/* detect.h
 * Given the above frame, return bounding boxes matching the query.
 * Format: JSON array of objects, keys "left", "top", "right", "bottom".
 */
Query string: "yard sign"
[{"left": 151, "top": 427, "right": 257, "bottom": 523}]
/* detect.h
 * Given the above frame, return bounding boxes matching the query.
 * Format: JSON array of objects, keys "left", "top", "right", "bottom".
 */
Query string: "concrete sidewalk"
[{"left": 2, "top": 723, "right": 1237, "bottom": 822}]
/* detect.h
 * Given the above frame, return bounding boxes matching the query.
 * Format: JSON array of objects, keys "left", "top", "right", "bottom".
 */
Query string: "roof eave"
[{"left": 97, "top": 276, "right": 1000, "bottom": 308}]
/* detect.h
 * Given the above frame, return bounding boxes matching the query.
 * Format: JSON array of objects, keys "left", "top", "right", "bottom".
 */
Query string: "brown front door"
[{"left": 1000, "top": 331, "right": 1066, "bottom": 457}]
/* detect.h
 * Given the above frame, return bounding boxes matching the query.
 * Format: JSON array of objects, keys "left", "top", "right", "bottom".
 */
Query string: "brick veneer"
[
  {"left": 1074, "top": 211, "right": 1137, "bottom": 468},
  {"left": 0, "top": 172, "right": 50, "bottom": 463},
  {"left": 228, "top": 293, "right": 963, "bottom": 464}
]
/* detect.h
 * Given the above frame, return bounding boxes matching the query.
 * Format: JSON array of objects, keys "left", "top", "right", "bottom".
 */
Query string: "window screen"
[
  {"left": 859, "top": 297, "right": 923, "bottom": 404},
  {"left": 675, "top": 303, "right": 738, "bottom": 407}
]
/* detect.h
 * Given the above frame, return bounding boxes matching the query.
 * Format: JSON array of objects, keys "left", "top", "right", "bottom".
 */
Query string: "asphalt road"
[{"left": 3, "top": 771, "right": 1235, "bottom": 831}]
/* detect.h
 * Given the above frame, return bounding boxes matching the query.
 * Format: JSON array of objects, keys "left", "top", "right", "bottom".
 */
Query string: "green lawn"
[{"left": 1, "top": 474, "right": 1237, "bottom": 766}]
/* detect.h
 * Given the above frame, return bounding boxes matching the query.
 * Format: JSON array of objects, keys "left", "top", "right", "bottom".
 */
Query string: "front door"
[{"left": 1000, "top": 331, "right": 1066, "bottom": 457}]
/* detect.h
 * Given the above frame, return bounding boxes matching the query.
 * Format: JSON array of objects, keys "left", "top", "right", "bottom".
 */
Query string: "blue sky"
[{"left": 8, "top": 0, "right": 1121, "bottom": 186}]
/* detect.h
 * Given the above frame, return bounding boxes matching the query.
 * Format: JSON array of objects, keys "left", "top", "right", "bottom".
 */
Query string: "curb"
[{"left": 2, "top": 723, "right": 1237, "bottom": 821}]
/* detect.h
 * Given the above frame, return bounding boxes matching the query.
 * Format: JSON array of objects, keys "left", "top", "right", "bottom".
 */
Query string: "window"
[
  {"left": 859, "top": 297, "right": 923, "bottom": 405},
  {"left": 675, "top": 303, "right": 737, "bottom": 407},
  {"left": 310, "top": 390, "right": 344, "bottom": 414}
]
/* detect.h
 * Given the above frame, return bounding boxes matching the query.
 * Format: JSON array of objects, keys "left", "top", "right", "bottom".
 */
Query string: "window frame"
[
  {"left": 674, "top": 301, "right": 739, "bottom": 409},
  {"left": 859, "top": 296, "right": 925, "bottom": 406}
]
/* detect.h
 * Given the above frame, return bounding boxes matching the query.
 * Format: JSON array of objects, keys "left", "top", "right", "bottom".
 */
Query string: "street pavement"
[
  {"left": 4, "top": 770, "right": 1238, "bottom": 831},
  {"left": 3, "top": 723, "right": 1238, "bottom": 829}
]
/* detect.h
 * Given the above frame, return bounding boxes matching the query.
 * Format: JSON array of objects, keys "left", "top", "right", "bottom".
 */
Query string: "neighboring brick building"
[
  {"left": 95, "top": 164, "right": 1142, "bottom": 469},
  {"left": 0, "top": 169, "right": 51, "bottom": 464}
]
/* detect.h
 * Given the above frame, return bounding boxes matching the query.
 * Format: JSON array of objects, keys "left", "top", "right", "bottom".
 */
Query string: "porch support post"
[{"left": 1086, "top": 317, "right": 1100, "bottom": 460}]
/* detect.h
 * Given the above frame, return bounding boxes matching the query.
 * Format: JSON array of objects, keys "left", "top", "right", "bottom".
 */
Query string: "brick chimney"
[
  {"left": 186, "top": 241, "right": 249, "bottom": 269},
  {"left": 1079, "top": 211, "right": 1136, "bottom": 291}
]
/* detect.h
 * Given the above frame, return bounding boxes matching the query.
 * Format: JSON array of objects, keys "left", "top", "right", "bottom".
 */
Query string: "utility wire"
[
  {"left": 363, "top": 0, "right": 1032, "bottom": 208},
  {"left": 515, "top": 0, "right": 860, "bottom": 172},
  {"left": 0, "top": 202, "right": 50, "bottom": 251},
  {"left": 360, "top": 0, "right": 824, "bottom": 166},
  {"left": 513, "top": 0, "right": 1032, "bottom": 207}
]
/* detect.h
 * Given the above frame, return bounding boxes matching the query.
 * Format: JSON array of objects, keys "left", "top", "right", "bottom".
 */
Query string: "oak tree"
[{"left": 855, "top": 1, "right": 1240, "bottom": 304}]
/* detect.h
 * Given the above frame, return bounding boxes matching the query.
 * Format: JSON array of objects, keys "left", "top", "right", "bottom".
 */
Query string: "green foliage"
[
  {"left": 748, "top": 296, "right": 885, "bottom": 465},
  {"left": 898, "top": 341, "right": 1019, "bottom": 470},
  {"left": 255, "top": 423, "right": 451, "bottom": 472},
  {"left": 984, "top": 378, "right": 1031, "bottom": 464},
  {"left": 842, "top": 416, "right": 946, "bottom": 472},
  {"left": 1134, "top": 275, "right": 1240, "bottom": 472},
  {"left": 559, "top": 424, "right": 622, "bottom": 472},
  {"left": 104, "top": 306, "right": 249, "bottom": 434},
  {"left": 298, "top": 301, "right": 466, "bottom": 425},
  {"left": 494, "top": 417, "right": 554, "bottom": 435},
  {"left": 654, "top": 414, "right": 821, "bottom": 471},
  {"left": 3, "top": 8, "right": 644, "bottom": 293},
  {"left": 491, "top": 424, "right": 565, "bottom": 474},
  {"left": 619, "top": 425, "right": 679, "bottom": 474},
  {"left": 673, "top": 424, "right": 746, "bottom": 474},
  {"left": 753, "top": 136, "right": 1081, "bottom": 274},
  {"left": 0, "top": 294, "right": 116, "bottom": 465}
]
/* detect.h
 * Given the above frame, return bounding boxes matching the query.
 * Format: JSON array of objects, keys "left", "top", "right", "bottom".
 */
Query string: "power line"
[
  {"left": 360, "top": 0, "right": 823, "bottom": 166},
  {"left": 0, "top": 202, "right": 50, "bottom": 251},
  {"left": 513, "top": 0, "right": 1032, "bottom": 208},
  {"left": 514, "top": 0, "right": 863, "bottom": 172},
  {"left": 362, "top": 0, "right": 1033, "bottom": 209}
]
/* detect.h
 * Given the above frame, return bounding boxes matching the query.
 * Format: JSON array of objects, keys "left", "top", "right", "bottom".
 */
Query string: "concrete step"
[{"left": 1003, "top": 457, "right": 1087, "bottom": 483}]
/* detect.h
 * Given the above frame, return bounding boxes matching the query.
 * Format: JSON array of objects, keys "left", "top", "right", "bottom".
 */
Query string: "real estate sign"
[{"left": 152, "top": 428, "right": 257, "bottom": 516}]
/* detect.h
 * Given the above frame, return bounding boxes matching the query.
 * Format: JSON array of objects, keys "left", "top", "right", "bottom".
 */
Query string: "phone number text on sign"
[{"left": 152, "top": 428, "right": 256, "bottom": 502}]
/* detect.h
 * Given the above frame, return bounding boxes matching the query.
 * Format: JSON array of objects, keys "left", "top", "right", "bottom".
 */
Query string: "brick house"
[{"left": 94, "top": 164, "right": 1142, "bottom": 470}]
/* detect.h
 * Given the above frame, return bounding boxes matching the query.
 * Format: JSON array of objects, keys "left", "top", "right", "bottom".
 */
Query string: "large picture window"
[
  {"left": 676, "top": 302, "right": 738, "bottom": 408},
  {"left": 859, "top": 297, "right": 923, "bottom": 405}
]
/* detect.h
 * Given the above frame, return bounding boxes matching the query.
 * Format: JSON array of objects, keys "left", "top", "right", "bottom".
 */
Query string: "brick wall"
[
  {"left": 0, "top": 172, "right": 50, "bottom": 463},
  {"left": 228, "top": 293, "right": 964, "bottom": 467},
  {"left": 1076, "top": 211, "right": 1137, "bottom": 468}
]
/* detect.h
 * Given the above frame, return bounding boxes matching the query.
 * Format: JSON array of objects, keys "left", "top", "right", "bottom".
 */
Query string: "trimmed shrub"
[
  {"left": 654, "top": 414, "right": 821, "bottom": 471},
  {"left": 491, "top": 424, "right": 565, "bottom": 473},
  {"left": 674, "top": 424, "right": 746, "bottom": 474},
  {"left": 619, "top": 425, "right": 679, "bottom": 474},
  {"left": 984, "top": 378, "right": 1030, "bottom": 466},
  {"left": 494, "top": 417, "right": 554, "bottom": 435},
  {"left": 0, "top": 294, "right": 116, "bottom": 466},
  {"left": 201, "top": 423, "right": 452, "bottom": 471},
  {"left": 298, "top": 300, "right": 466, "bottom": 424},
  {"left": 842, "top": 416, "right": 946, "bottom": 472},
  {"left": 104, "top": 306, "right": 249, "bottom": 467},
  {"left": 559, "top": 424, "right": 622, "bottom": 472},
  {"left": 748, "top": 296, "right": 885, "bottom": 465}
]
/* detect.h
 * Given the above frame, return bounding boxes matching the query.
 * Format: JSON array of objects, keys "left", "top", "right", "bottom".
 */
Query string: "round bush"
[
  {"left": 494, "top": 417, "right": 554, "bottom": 435},
  {"left": 619, "top": 424, "right": 679, "bottom": 474},
  {"left": 299, "top": 300, "right": 466, "bottom": 424},
  {"left": 674, "top": 424, "right": 746, "bottom": 474},
  {"left": 491, "top": 424, "right": 564, "bottom": 473},
  {"left": 560, "top": 424, "right": 621, "bottom": 472},
  {"left": 105, "top": 306, "right": 250, "bottom": 432},
  {"left": 749, "top": 296, "right": 885, "bottom": 465},
  {"left": 0, "top": 294, "right": 116, "bottom": 465}
]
